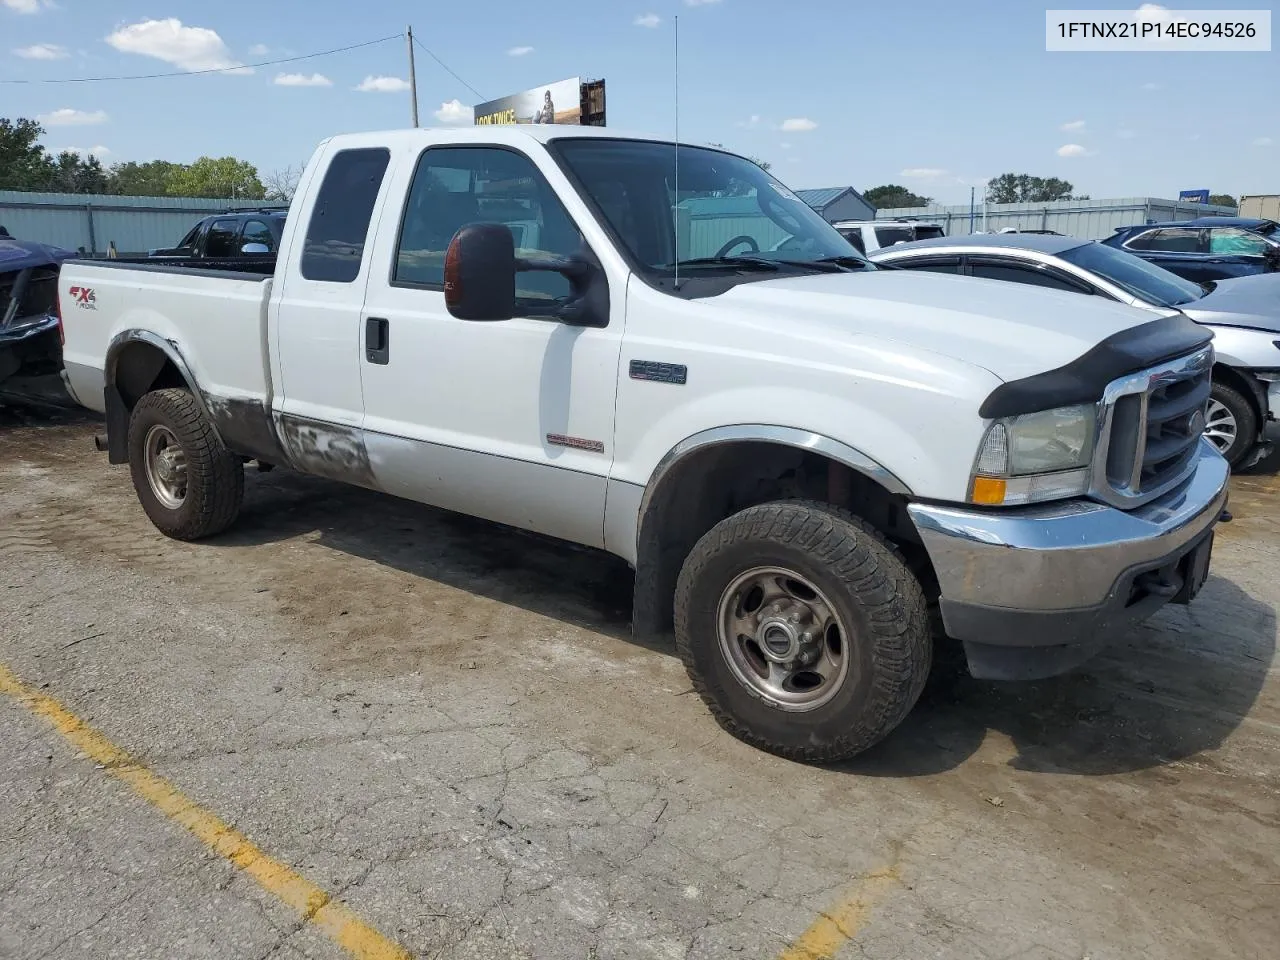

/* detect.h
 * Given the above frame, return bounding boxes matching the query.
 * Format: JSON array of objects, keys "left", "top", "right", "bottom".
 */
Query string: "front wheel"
[
  {"left": 674, "top": 500, "right": 931, "bottom": 762},
  {"left": 128, "top": 388, "right": 244, "bottom": 540},
  {"left": 1206, "top": 380, "right": 1258, "bottom": 468}
]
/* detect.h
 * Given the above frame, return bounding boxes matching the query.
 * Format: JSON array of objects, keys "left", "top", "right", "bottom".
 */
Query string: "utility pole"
[{"left": 406, "top": 25, "right": 419, "bottom": 127}]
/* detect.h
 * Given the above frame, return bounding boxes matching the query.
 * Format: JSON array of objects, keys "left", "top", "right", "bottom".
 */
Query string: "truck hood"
[
  {"left": 1182, "top": 273, "right": 1280, "bottom": 332},
  {"left": 715, "top": 269, "right": 1162, "bottom": 383}
]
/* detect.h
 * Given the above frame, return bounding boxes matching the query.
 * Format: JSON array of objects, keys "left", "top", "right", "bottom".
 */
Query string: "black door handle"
[{"left": 365, "top": 317, "right": 389, "bottom": 365}]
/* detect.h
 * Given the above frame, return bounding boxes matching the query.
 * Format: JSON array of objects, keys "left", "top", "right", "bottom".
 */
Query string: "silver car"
[{"left": 871, "top": 233, "right": 1280, "bottom": 467}]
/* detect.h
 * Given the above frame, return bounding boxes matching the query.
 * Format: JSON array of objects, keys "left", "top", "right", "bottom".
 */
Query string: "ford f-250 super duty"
[{"left": 58, "top": 127, "right": 1228, "bottom": 761}]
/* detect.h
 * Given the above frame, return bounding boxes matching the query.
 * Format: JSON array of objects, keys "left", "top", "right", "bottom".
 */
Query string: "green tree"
[
  {"left": 167, "top": 156, "right": 265, "bottom": 199},
  {"left": 0, "top": 117, "right": 55, "bottom": 191},
  {"left": 986, "top": 173, "right": 1087, "bottom": 204},
  {"left": 1208, "top": 193, "right": 1238, "bottom": 208},
  {"left": 44, "top": 151, "right": 110, "bottom": 194},
  {"left": 107, "top": 160, "right": 185, "bottom": 196},
  {"left": 863, "top": 185, "right": 932, "bottom": 210}
]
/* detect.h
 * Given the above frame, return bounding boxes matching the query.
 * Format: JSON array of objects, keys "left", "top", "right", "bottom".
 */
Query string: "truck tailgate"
[{"left": 59, "top": 261, "right": 274, "bottom": 415}]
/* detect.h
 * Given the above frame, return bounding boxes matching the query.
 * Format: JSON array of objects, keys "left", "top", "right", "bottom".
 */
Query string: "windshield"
[
  {"left": 1059, "top": 240, "right": 1204, "bottom": 307},
  {"left": 551, "top": 139, "right": 867, "bottom": 279}
]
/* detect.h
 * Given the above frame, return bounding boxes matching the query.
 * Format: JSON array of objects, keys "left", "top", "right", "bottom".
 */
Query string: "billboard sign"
[
  {"left": 474, "top": 77, "right": 605, "bottom": 126},
  {"left": 1179, "top": 189, "right": 1211, "bottom": 203}
]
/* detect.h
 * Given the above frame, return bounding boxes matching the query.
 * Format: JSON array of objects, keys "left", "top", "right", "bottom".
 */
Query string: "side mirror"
[
  {"left": 240, "top": 242, "right": 270, "bottom": 255},
  {"left": 444, "top": 224, "right": 516, "bottom": 321}
]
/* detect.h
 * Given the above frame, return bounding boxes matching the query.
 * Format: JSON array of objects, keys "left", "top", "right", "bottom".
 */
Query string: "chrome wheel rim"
[
  {"left": 716, "top": 566, "right": 851, "bottom": 712},
  {"left": 144, "top": 424, "right": 188, "bottom": 509},
  {"left": 1204, "top": 399, "right": 1237, "bottom": 454}
]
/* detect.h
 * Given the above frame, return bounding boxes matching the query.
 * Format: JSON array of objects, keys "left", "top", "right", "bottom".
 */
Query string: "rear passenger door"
[{"left": 272, "top": 147, "right": 393, "bottom": 456}]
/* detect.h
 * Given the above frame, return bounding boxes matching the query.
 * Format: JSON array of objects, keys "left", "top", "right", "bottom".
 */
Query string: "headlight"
[{"left": 970, "top": 404, "right": 1096, "bottom": 506}]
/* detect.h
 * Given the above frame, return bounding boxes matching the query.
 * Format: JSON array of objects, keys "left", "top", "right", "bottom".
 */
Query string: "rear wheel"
[
  {"left": 674, "top": 500, "right": 931, "bottom": 762},
  {"left": 128, "top": 388, "right": 243, "bottom": 540},
  {"left": 1206, "top": 380, "right": 1257, "bottom": 468}
]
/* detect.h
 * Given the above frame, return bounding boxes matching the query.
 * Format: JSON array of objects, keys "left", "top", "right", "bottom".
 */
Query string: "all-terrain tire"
[
  {"left": 127, "top": 388, "right": 243, "bottom": 540},
  {"left": 674, "top": 500, "right": 931, "bottom": 763},
  {"left": 1208, "top": 379, "right": 1258, "bottom": 468}
]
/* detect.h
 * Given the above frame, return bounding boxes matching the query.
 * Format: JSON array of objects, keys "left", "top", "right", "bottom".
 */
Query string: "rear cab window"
[{"left": 300, "top": 148, "right": 392, "bottom": 282}]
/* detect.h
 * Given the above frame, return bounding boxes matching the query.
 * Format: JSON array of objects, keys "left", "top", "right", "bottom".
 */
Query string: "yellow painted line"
[
  {"left": 0, "top": 663, "right": 412, "bottom": 960},
  {"left": 776, "top": 867, "right": 900, "bottom": 960}
]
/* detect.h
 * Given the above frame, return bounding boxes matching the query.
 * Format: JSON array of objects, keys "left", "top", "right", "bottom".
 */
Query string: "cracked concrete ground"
[{"left": 0, "top": 398, "right": 1277, "bottom": 960}]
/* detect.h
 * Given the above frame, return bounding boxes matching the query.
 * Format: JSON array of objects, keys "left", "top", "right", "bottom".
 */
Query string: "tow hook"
[
  {"left": 1219, "top": 509, "right": 1233, "bottom": 523},
  {"left": 93, "top": 433, "right": 108, "bottom": 452}
]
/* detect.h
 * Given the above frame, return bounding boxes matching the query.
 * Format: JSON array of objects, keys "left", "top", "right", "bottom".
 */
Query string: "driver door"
[{"left": 357, "top": 144, "right": 625, "bottom": 548}]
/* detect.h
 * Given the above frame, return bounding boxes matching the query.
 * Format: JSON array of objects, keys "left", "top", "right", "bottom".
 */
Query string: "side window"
[
  {"left": 838, "top": 228, "right": 867, "bottom": 255},
  {"left": 301, "top": 148, "right": 391, "bottom": 283},
  {"left": 240, "top": 219, "right": 276, "bottom": 252},
  {"left": 1128, "top": 227, "right": 1202, "bottom": 253},
  {"left": 395, "top": 146, "right": 585, "bottom": 307},
  {"left": 874, "top": 226, "right": 914, "bottom": 248},
  {"left": 894, "top": 256, "right": 961, "bottom": 275},
  {"left": 203, "top": 219, "right": 240, "bottom": 258},
  {"left": 969, "top": 260, "right": 1089, "bottom": 293},
  {"left": 1207, "top": 227, "right": 1271, "bottom": 256}
]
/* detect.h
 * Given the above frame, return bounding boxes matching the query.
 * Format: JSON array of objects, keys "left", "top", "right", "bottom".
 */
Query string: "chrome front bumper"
[{"left": 907, "top": 439, "right": 1229, "bottom": 679}]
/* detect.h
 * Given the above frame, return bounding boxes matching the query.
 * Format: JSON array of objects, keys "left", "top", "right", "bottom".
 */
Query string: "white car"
[
  {"left": 831, "top": 219, "right": 946, "bottom": 255},
  {"left": 57, "top": 127, "right": 1227, "bottom": 761}
]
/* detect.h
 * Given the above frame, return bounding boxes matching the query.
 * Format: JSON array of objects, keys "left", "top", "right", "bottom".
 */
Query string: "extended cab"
[{"left": 59, "top": 128, "right": 1229, "bottom": 761}]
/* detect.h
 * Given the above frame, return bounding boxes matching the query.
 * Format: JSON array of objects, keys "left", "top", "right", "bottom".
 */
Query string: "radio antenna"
[{"left": 672, "top": 14, "right": 681, "bottom": 290}]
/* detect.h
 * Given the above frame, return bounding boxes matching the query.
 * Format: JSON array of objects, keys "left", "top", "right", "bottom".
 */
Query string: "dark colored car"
[
  {"left": 0, "top": 234, "right": 75, "bottom": 390},
  {"left": 149, "top": 209, "right": 286, "bottom": 259},
  {"left": 1101, "top": 217, "right": 1280, "bottom": 283}
]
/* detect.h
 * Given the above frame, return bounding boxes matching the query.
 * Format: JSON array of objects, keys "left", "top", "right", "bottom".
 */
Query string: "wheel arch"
[
  {"left": 103, "top": 330, "right": 220, "bottom": 464},
  {"left": 631, "top": 426, "right": 923, "bottom": 640},
  {"left": 1212, "top": 362, "right": 1265, "bottom": 429}
]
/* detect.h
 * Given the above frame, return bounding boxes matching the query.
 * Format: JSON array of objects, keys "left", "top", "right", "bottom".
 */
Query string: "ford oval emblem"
[{"left": 1189, "top": 409, "right": 1206, "bottom": 437}]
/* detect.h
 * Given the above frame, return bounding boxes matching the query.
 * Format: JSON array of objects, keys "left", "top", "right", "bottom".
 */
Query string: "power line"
[
  {"left": 412, "top": 35, "right": 485, "bottom": 101},
  {"left": 0, "top": 34, "right": 404, "bottom": 84}
]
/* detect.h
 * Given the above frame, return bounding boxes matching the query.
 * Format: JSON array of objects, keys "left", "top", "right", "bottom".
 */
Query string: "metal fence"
[
  {"left": 872, "top": 197, "right": 1238, "bottom": 240},
  {"left": 0, "top": 191, "right": 287, "bottom": 256}
]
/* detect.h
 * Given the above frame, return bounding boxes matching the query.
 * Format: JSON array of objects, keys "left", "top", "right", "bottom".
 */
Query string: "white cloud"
[
  {"left": 248, "top": 43, "right": 270, "bottom": 56},
  {"left": 2, "top": 0, "right": 51, "bottom": 13},
  {"left": 507, "top": 45, "right": 534, "bottom": 56},
  {"left": 1142, "top": 82, "right": 1162, "bottom": 90},
  {"left": 14, "top": 43, "right": 67, "bottom": 59},
  {"left": 1136, "top": 3, "right": 1175, "bottom": 24},
  {"left": 735, "top": 114, "right": 760, "bottom": 128},
  {"left": 355, "top": 75, "right": 411, "bottom": 93},
  {"left": 1060, "top": 119, "right": 1086, "bottom": 131},
  {"left": 274, "top": 72, "right": 331, "bottom": 87},
  {"left": 900, "top": 167, "right": 947, "bottom": 179},
  {"left": 1056, "top": 143, "right": 1092, "bottom": 157},
  {"left": 56, "top": 145, "right": 111, "bottom": 157},
  {"left": 634, "top": 13, "right": 662, "bottom": 27},
  {"left": 684, "top": 0, "right": 723, "bottom": 5},
  {"left": 434, "top": 99, "right": 472, "bottom": 124},
  {"left": 1254, "top": 137, "right": 1274, "bottom": 147},
  {"left": 780, "top": 117, "right": 817, "bottom": 132},
  {"left": 37, "top": 108, "right": 108, "bottom": 126},
  {"left": 106, "top": 19, "right": 249, "bottom": 74},
  {"left": 779, "top": 142, "right": 793, "bottom": 150},
  {"left": 1117, "top": 128, "right": 1138, "bottom": 139}
]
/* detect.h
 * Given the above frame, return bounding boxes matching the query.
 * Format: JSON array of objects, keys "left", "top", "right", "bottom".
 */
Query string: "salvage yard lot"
[{"left": 1, "top": 401, "right": 1277, "bottom": 960}]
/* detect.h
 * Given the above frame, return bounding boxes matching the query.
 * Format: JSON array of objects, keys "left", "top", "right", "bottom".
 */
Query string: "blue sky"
[{"left": 3, "top": 0, "right": 1276, "bottom": 202}]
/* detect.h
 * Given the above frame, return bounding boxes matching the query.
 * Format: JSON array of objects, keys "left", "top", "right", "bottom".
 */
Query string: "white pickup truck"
[{"left": 59, "top": 127, "right": 1228, "bottom": 761}]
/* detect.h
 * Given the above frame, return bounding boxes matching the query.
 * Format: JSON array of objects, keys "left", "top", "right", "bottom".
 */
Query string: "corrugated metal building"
[
  {"left": 872, "top": 197, "right": 1238, "bottom": 239},
  {"left": 678, "top": 196, "right": 790, "bottom": 256},
  {"left": 0, "top": 191, "right": 287, "bottom": 256},
  {"left": 1240, "top": 195, "right": 1280, "bottom": 220},
  {"left": 795, "top": 187, "right": 876, "bottom": 223}
]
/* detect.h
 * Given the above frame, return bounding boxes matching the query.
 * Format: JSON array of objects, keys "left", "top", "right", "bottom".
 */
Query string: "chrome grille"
[{"left": 1092, "top": 346, "right": 1213, "bottom": 508}]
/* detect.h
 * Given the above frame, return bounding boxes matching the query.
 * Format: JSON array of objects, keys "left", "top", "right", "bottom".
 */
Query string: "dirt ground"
[{"left": 1, "top": 393, "right": 1277, "bottom": 960}]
